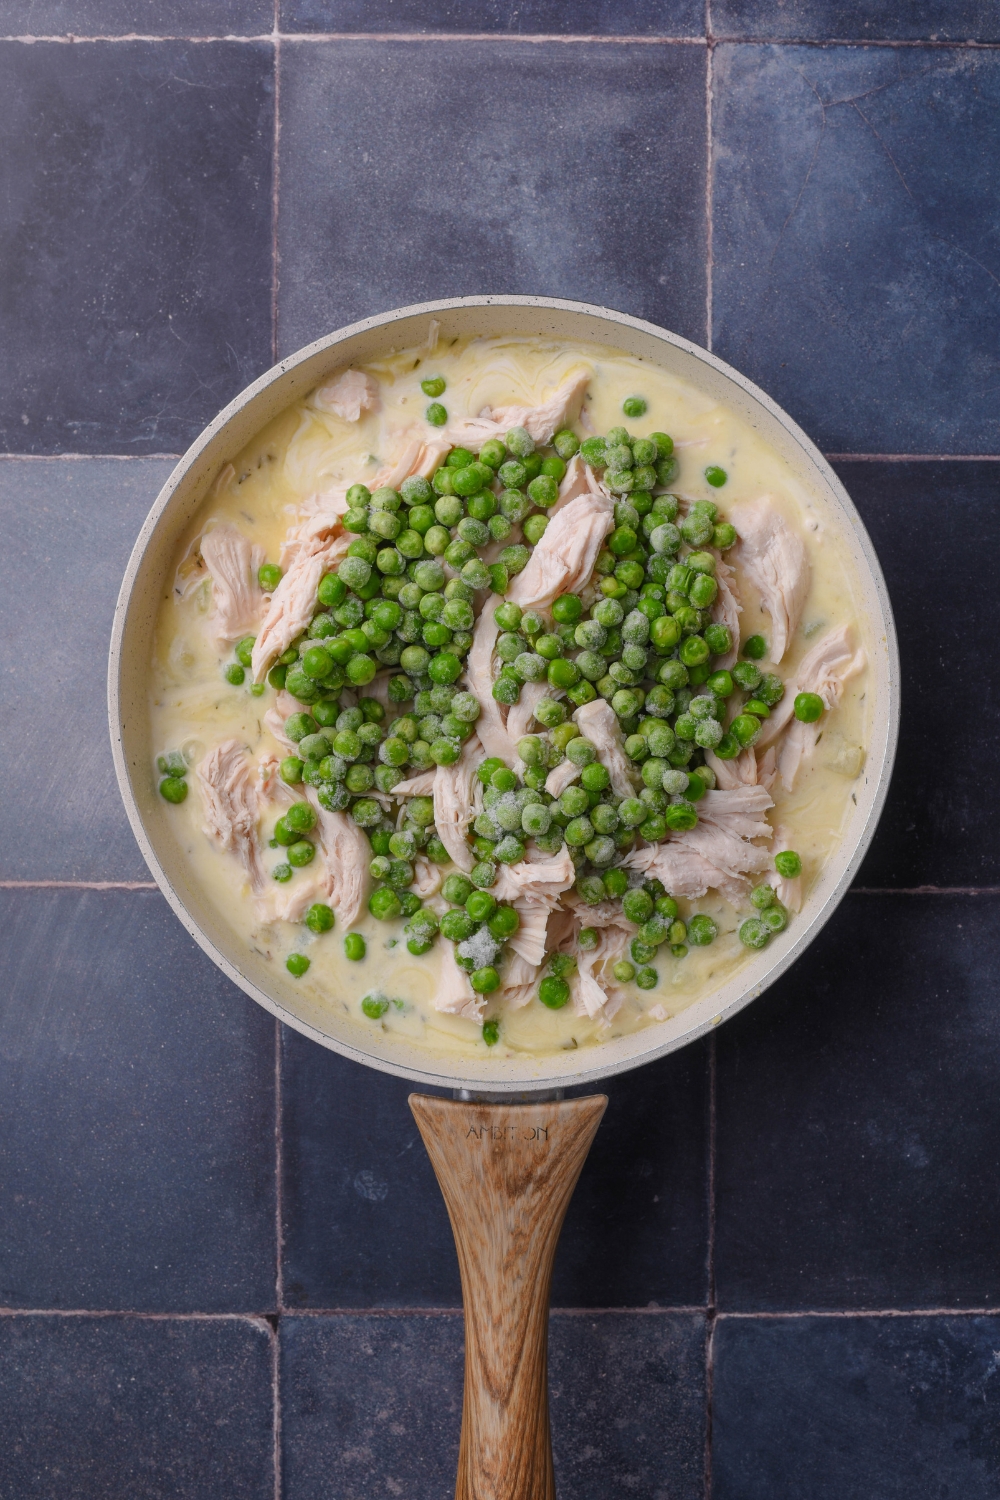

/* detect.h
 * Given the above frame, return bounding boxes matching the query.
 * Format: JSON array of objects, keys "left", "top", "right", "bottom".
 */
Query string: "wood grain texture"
[{"left": 410, "top": 1093, "right": 607, "bottom": 1500}]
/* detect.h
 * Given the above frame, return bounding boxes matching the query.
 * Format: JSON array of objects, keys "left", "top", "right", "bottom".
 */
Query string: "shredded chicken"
[
  {"left": 502, "top": 950, "right": 538, "bottom": 1011},
  {"left": 769, "top": 625, "right": 867, "bottom": 791},
  {"left": 305, "top": 791, "right": 370, "bottom": 929},
  {"left": 506, "top": 680, "right": 554, "bottom": 745},
  {"left": 705, "top": 744, "right": 777, "bottom": 793},
  {"left": 494, "top": 845, "right": 575, "bottom": 907},
  {"left": 432, "top": 736, "right": 483, "bottom": 872},
  {"left": 466, "top": 600, "right": 516, "bottom": 762},
  {"left": 508, "top": 484, "right": 615, "bottom": 610},
  {"left": 412, "top": 857, "right": 442, "bottom": 899},
  {"left": 391, "top": 769, "right": 436, "bottom": 798},
  {"left": 549, "top": 452, "right": 606, "bottom": 516},
  {"left": 197, "top": 740, "right": 267, "bottom": 892},
  {"left": 573, "top": 697, "right": 636, "bottom": 799},
  {"left": 256, "top": 867, "right": 330, "bottom": 925},
  {"left": 545, "top": 759, "right": 581, "bottom": 798},
  {"left": 251, "top": 534, "right": 346, "bottom": 682},
  {"left": 446, "top": 370, "right": 591, "bottom": 452},
  {"left": 434, "top": 941, "right": 484, "bottom": 1022},
  {"left": 199, "top": 525, "right": 266, "bottom": 649},
  {"left": 624, "top": 785, "right": 774, "bottom": 905},
  {"left": 313, "top": 369, "right": 380, "bottom": 422},
  {"left": 711, "top": 551, "right": 741, "bottom": 670},
  {"left": 730, "top": 497, "right": 809, "bottom": 665}
]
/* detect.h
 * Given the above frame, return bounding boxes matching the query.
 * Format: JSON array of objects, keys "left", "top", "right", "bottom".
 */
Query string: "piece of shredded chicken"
[
  {"left": 199, "top": 524, "right": 266, "bottom": 650},
  {"left": 508, "top": 483, "right": 615, "bottom": 610},
  {"left": 434, "top": 941, "right": 484, "bottom": 1022},
  {"left": 432, "top": 736, "right": 483, "bottom": 872},
  {"left": 572, "top": 697, "right": 636, "bottom": 800},
  {"left": 305, "top": 791, "right": 370, "bottom": 930},
  {"left": 312, "top": 369, "right": 380, "bottom": 422},
  {"left": 624, "top": 785, "right": 774, "bottom": 905},
  {"left": 446, "top": 370, "right": 591, "bottom": 452},
  {"left": 770, "top": 624, "right": 866, "bottom": 791},
  {"left": 711, "top": 551, "right": 741, "bottom": 670},
  {"left": 466, "top": 599, "right": 517, "bottom": 762},
  {"left": 251, "top": 532, "right": 347, "bottom": 682},
  {"left": 730, "top": 497, "right": 809, "bottom": 665},
  {"left": 197, "top": 740, "right": 267, "bottom": 892}
]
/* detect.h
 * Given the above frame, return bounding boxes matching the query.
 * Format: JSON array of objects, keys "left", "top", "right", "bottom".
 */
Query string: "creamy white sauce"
[{"left": 149, "top": 335, "right": 870, "bottom": 1061}]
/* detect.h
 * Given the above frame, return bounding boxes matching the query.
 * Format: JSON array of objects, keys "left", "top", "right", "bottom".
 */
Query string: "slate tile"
[
  {"left": 0, "top": 41, "right": 273, "bottom": 455},
  {"left": 714, "top": 893, "right": 1000, "bottom": 1312},
  {"left": 280, "top": 1313, "right": 463, "bottom": 1499},
  {"left": 0, "top": 0, "right": 272, "bottom": 32},
  {"left": 0, "top": 1315, "right": 274, "bottom": 1500},
  {"left": 280, "top": 1030, "right": 709, "bottom": 1309},
  {"left": 548, "top": 1312, "right": 707, "bottom": 1500},
  {"left": 277, "top": 40, "right": 707, "bottom": 356},
  {"left": 711, "top": 45, "right": 1000, "bottom": 455},
  {"left": 0, "top": 888, "right": 276, "bottom": 1312},
  {"left": 280, "top": 0, "right": 703, "bottom": 36},
  {"left": 710, "top": 0, "right": 1000, "bottom": 42},
  {"left": 280, "top": 1311, "right": 706, "bottom": 1500},
  {"left": 712, "top": 1314, "right": 1000, "bottom": 1500},
  {"left": 840, "top": 460, "right": 1000, "bottom": 888},
  {"left": 1, "top": 457, "right": 171, "bottom": 882}
]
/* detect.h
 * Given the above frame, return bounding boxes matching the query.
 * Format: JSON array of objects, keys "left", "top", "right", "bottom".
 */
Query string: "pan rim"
[{"left": 108, "top": 294, "right": 899, "bottom": 1092}]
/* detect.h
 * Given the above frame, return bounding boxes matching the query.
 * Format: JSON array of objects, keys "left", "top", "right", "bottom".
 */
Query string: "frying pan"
[{"left": 109, "top": 296, "right": 899, "bottom": 1497}]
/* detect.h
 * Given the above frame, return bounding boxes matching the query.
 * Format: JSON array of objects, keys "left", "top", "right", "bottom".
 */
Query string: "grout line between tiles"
[
  {"left": 705, "top": 1031, "right": 717, "bottom": 1498},
  {"left": 271, "top": 21, "right": 281, "bottom": 367},
  {"left": 827, "top": 452, "right": 1000, "bottom": 462},
  {"left": 851, "top": 886, "right": 1000, "bottom": 895},
  {"left": 0, "top": 880, "right": 158, "bottom": 890},
  {"left": 0, "top": 452, "right": 184, "bottom": 461},
  {"left": 1, "top": 32, "right": 998, "bottom": 46},
  {"left": 0, "top": 1307, "right": 275, "bottom": 1323},
  {"left": 271, "top": 1302, "right": 282, "bottom": 1500},
  {"left": 275, "top": 1022, "right": 285, "bottom": 1315},
  {"left": 0, "top": 31, "right": 707, "bottom": 44},
  {"left": 717, "top": 1307, "right": 1000, "bottom": 1319},
  {"left": 705, "top": 38, "right": 714, "bottom": 352}
]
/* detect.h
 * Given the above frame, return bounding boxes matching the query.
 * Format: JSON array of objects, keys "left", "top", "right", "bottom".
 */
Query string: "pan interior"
[{"left": 109, "top": 296, "right": 898, "bottom": 1093}]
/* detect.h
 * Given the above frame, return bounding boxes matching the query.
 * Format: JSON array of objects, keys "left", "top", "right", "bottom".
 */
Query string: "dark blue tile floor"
[{"left": 1, "top": 8, "right": 998, "bottom": 1497}]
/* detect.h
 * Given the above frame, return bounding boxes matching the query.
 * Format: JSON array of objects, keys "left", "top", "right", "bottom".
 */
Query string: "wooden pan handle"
[{"left": 410, "top": 1093, "right": 607, "bottom": 1500}]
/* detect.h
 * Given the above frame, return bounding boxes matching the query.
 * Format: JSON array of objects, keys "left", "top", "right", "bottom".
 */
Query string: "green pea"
[
  {"left": 553, "top": 429, "right": 580, "bottom": 459},
  {"left": 467, "top": 965, "right": 498, "bottom": 994},
  {"left": 630, "top": 937, "right": 657, "bottom": 965},
  {"left": 361, "top": 994, "right": 389, "bottom": 1019},
  {"left": 679, "top": 635, "right": 710, "bottom": 668},
  {"left": 612, "top": 960, "right": 636, "bottom": 984},
  {"left": 259, "top": 562, "right": 282, "bottom": 591},
  {"left": 286, "top": 953, "right": 310, "bottom": 977},
  {"left": 731, "top": 714, "right": 762, "bottom": 747},
  {"left": 547, "top": 657, "right": 580, "bottom": 690},
  {"left": 703, "top": 623, "right": 732, "bottom": 657},
  {"left": 400, "top": 474, "right": 434, "bottom": 506},
  {"left": 713, "top": 523, "right": 736, "bottom": 549},
  {"left": 704, "top": 466, "right": 727, "bottom": 487},
  {"left": 159, "top": 775, "right": 188, "bottom": 804},
  {"left": 302, "top": 903, "right": 333, "bottom": 935},
  {"left": 285, "top": 801, "right": 317, "bottom": 834},
  {"left": 481, "top": 1018, "right": 500, "bottom": 1047},
  {"left": 421, "top": 375, "right": 446, "bottom": 398},
  {"left": 425, "top": 402, "right": 447, "bottom": 426},
  {"left": 272, "top": 863, "right": 292, "bottom": 883},
  {"left": 521, "top": 513, "right": 548, "bottom": 547},
  {"left": 287, "top": 840, "right": 315, "bottom": 868},
  {"left": 489, "top": 905, "right": 520, "bottom": 939},
  {"left": 794, "top": 692, "right": 825, "bottom": 723},
  {"left": 664, "top": 802, "right": 698, "bottom": 832},
  {"left": 774, "top": 850, "right": 802, "bottom": 879},
  {"left": 762, "top": 904, "right": 788, "bottom": 932},
  {"left": 526, "top": 474, "right": 558, "bottom": 509},
  {"left": 538, "top": 975, "right": 570, "bottom": 1009},
  {"left": 505, "top": 425, "right": 535, "bottom": 458},
  {"left": 738, "top": 917, "right": 769, "bottom": 949},
  {"left": 223, "top": 662, "right": 244, "bottom": 686},
  {"left": 751, "top": 883, "right": 776, "bottom": 910}
]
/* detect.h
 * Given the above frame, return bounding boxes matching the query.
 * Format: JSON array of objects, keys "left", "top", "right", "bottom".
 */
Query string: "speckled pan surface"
[{"left": 108, "top": 295, "right": 899, "bottom": 1094}]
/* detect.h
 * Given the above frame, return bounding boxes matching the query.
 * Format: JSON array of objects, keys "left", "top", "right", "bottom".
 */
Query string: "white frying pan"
[{"left": 109, "top": 297, "right": 899, "bottom": 1498}]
